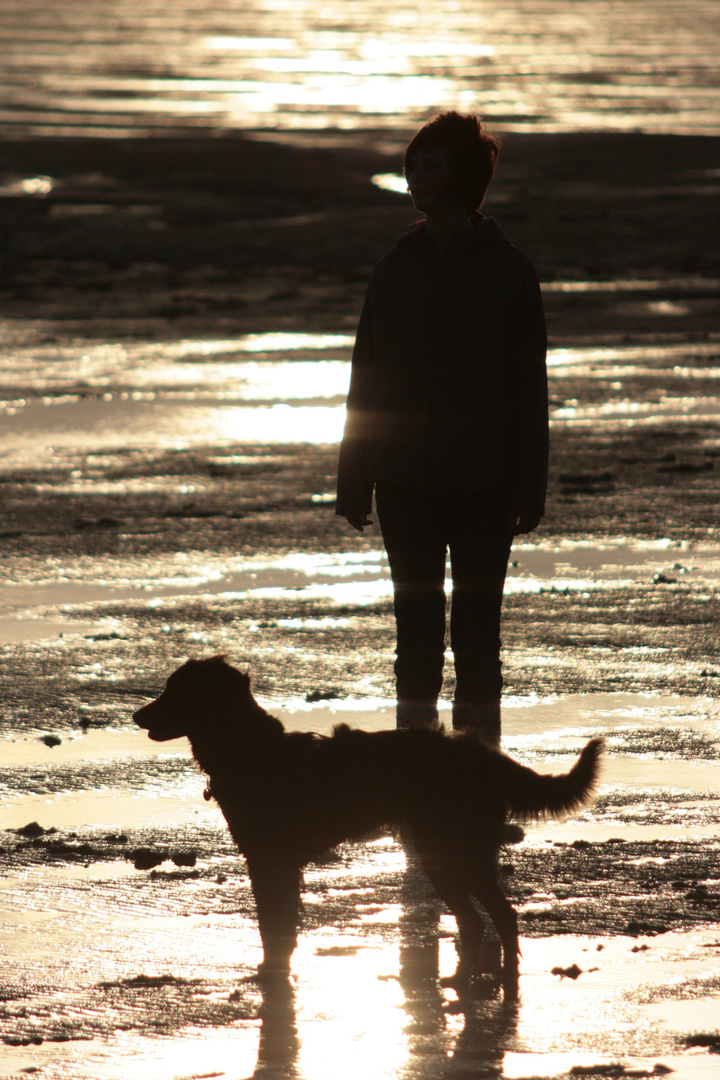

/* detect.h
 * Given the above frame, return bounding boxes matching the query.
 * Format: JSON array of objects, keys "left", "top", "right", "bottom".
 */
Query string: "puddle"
[
  {"left": 547, "top": 339, "right": 720, "bottom": 370},
  {"left": 0, "top": 396, "right": 347, "bottom": 464},
  {"left": 0, "top": 726, "right": 165, "bottom": 767},
  {"left": 0, "top": 1032, "right": 261, "bottom": 1080},
  {"left": 0, "top": 615, "right": 99, "bottom": 645},
  {"left": 3, "top": 540, "right": 719, "bottom": 647},
  {"left": 0, "top": 784, "right": 219, "bottom": 833},
  {"left": 554, "top": 396, "right": 720, "bottom": 424},
  {"left": 1, "top": 338, "right": 719, "bottom": 469},
  {"left": 1, "top": 895, "right": 719, "bottom": 1080}
]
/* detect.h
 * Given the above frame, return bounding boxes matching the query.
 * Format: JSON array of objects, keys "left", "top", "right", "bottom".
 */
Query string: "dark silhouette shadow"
[
  {"left": 398, "top": 853, "right": 518, "bottom": 1078},
  {"left": 336, "top": 113, "right": 548, "bottom": 750},
  {"left": 247, "top": 977, "right": 300, "bottom": 1079}
]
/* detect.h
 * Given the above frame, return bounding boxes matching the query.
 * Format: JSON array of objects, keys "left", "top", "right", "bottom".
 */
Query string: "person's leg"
[
  {"left": 448, "top": 493, "right": 525, "bottom": 881},
  {"left": 447, "top": 493, "right": 513, "bottom": 747},
  {"left": 375, "top": 483, "right": 448, "bottom": 728}
]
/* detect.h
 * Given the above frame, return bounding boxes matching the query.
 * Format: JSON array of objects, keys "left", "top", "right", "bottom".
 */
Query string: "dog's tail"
[{"left": 498, "top": 738, "right": 603, "bottom": 821}]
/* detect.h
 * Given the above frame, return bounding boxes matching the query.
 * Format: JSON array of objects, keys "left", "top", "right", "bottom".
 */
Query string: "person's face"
[{"left": 405, "top": 147, "right": 458, "bottom": 215}]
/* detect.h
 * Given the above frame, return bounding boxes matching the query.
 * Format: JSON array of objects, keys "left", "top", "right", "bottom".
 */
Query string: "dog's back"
[{"left": 249, "top": 724, "right": 423, "bottom": 862}]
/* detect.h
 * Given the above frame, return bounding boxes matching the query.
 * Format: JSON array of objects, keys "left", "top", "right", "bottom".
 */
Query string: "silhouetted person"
[{"left": 337, "top": 112, "right": 548, "bottom": 746}]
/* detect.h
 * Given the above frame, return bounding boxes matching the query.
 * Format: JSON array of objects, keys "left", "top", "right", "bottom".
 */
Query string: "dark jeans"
[{"left": 375, "top": 482, "right": 513, "bottom": 707}]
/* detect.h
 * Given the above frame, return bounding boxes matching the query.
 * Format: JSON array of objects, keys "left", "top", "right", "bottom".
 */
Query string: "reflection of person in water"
[{"left": 337, "top": 112, "right": 548, "bottom": 745}]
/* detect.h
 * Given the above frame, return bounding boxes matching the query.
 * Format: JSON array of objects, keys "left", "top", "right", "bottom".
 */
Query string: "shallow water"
[
  {"left": 3, "top": 535, "right": 720, "bottom": 635},
  {"left": 2, "top": 0, "right": 720, "bottom": 137},
  {"left": 2, "top": 312, "right": 720, "bottom": 1072},
  {"left": 2, "top": 786, "right": 720, "bottom": 1080},
  {"left": 2, "top": 331, "right": 719, "bottom": 470}
]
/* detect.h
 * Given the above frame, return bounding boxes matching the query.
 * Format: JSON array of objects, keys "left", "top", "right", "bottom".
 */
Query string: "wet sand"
[
  {"left": 1, "top": 130, "right": 720, "bottom": 1078},
  {"left": 2, "top": 129, "right": 719, "bottom": 337},
  {"left": 2, "top": 703, "right": 720, "bottom": 1080}
]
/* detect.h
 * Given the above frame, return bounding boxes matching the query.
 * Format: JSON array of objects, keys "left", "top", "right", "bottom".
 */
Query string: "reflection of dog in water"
[{"left": 134, "top": 656, "right": 601, "bottom": 999}]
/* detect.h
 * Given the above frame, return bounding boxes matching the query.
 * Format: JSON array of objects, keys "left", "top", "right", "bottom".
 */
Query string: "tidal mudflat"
[{"left": 1, "top": 129, "right": 719, "bottom": 1078}]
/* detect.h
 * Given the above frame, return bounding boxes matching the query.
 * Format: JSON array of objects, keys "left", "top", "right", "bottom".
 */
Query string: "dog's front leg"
[
  {"left": 443, "top": 903, "right": 487, "bottom": 994},
  {"left": 246, "top": 855, "right": 302, "bottom": 981}
]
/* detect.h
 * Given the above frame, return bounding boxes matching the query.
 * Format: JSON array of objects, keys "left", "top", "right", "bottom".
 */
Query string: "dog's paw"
[
  {"left": 439, "top": 966, "right": 473, "bottom": 995},
  {"left": 441, "top": 970, "right": 499, "bottom": 1005}
]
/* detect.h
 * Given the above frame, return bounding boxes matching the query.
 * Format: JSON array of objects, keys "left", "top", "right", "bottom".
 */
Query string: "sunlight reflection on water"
[
  {"left": 1, "top": 333, "right": 719, "bottom": 465},
  {"left": 4, "top": 540, "right": 718, "bottom": 621},
  {"left": 3, "top": 540, "right": 719, "bottom": 629},
  {"left": 2, "top": 0, "right": 719, "bottom": 136},
  {"left": 292, "top": 942, "right": 408, "bottom": 1080}
]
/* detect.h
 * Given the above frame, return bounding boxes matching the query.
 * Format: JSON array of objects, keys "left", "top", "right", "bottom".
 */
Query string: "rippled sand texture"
[
  {"left": 3, "top": 308, "right": 720, "bottom": 1075},
  {"left": 1, "top": 0, "right": 720, "bottom": 135},
  {"left": 2, "top": 1, "right": 720, "bottom": 1076}
]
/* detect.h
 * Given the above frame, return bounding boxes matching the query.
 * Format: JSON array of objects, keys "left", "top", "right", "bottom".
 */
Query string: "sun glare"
[{"left": 294, "top": 942, "right": 407, "bottom": 1080}]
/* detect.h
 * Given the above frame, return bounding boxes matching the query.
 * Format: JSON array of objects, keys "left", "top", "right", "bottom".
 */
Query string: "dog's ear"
[
  {"left": 182, "top": 656, "right": 252, "bottom": 702},
  {"left": 218, "top": 659, "right": 252, "bottom": 698},
  {"left": 209, "top": 656, "right": 251, "bottom": 691}
]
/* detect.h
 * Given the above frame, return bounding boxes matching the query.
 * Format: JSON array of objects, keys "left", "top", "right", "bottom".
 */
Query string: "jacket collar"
[{"left": 399, "top": 214, "right": 510, "bottom": 255}]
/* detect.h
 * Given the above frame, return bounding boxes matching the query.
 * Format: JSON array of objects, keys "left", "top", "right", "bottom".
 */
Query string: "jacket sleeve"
[
  {"left": 336, "top": 292, "right": 376, "bottom": 517},
  {"left": 508, "top": 261, "right": 549, "bottom": 516}
]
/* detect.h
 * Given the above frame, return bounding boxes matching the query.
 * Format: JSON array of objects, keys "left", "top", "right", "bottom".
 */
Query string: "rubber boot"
[
  {"left": 396, "top": 702, "right": 441, "bottom": 731},
  {"left": 451, "top": 703, "right": 501, "bottom": 749}
]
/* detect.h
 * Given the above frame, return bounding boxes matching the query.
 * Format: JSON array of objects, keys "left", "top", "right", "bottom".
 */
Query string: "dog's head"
[{"left": 133, "top": 656, "right": 253, "bottom": 742}]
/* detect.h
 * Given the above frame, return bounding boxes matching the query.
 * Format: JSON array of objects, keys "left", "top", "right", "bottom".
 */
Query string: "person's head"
[{"left": 403, "top": 112, "right": 500, "bottom": 215}]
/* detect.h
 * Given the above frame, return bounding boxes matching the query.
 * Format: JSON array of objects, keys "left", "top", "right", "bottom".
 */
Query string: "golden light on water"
[
  {"left": 372, "top": 172, "right": 409, "bottom": 194},
  {"left": 186, "top": 402, "right": 346, "bottom": 444},
  {"left": 2, "top": 2, "right": 720, "bottom": 1075},
  {"left": 293, "top": 941, "right": 408, "bottom": 1080},
  {"left": 237, "top": 333, "right": 355, "bottom": 353},
  {"left": 2, "top": 332, "right": 720, "bottom": 470},
  {"left": 92, "top": 1033, "right": 260, "bottom": 1080},
  {"left": 0, "top": 0, "right": 718, "bottom": 138}
]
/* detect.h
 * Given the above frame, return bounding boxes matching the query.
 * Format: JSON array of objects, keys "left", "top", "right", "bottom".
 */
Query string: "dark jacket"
[{"left": 336, "top": 216, "right": 548, "bottom": 517}]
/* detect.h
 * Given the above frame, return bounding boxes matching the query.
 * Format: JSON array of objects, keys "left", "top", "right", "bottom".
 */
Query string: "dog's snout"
[{"left": 133, "top": 702, "right": 153, "bottom": 726}]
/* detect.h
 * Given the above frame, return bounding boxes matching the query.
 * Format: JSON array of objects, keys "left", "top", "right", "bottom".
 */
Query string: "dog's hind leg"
[
  {"left": 419, "top": 865, "right": 486, "bottom": 995},
  {"left": 246, "top": 856, "right": 302, "bottom": 981},
  {"left": 471, "top": 876, "right": 520, "bottom": 1001}
]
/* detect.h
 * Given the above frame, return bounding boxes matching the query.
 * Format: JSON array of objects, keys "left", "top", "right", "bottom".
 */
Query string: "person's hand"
[
  {"left": 510, "top": 509, "right": 542, "bottom": 536},
  {"left": 344, "top": 511, "right": 373, "bottom": 532}
]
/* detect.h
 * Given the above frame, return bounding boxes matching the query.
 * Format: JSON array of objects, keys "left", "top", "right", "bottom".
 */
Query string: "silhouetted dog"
[{"left": 134, "top": 656, "right": 601, "bottom": 998}]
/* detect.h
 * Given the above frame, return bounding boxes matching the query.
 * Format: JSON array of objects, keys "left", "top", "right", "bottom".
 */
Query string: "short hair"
[{"left": 403, "top": 112, "right": 500, "bottom": 213}]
